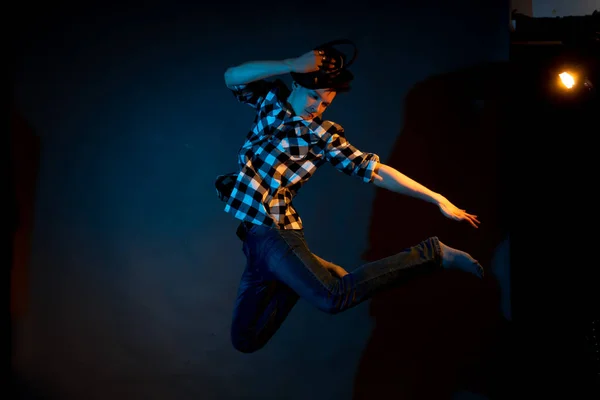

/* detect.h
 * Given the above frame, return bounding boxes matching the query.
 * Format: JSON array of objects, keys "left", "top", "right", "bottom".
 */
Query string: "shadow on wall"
[
  {"left": 352, "top": 61, "right": 515, "bottom": 400},
  {"left": 9, "top": 107, "right": 51, "bottom": 399}
]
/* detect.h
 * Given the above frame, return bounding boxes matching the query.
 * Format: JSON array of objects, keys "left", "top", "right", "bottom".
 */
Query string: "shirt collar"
[
  {"left": 279, "top": 101, "right": 321, "bottom": 127},
  {"left": 274, "top": 84, "right": 322, "bottom": 128}
]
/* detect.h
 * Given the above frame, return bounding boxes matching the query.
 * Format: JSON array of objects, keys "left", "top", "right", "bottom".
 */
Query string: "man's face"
[{"left": 288, "top": 83, "right": 337, "bottom": 120}]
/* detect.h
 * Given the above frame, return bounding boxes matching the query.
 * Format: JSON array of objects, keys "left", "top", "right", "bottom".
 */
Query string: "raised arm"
[
  {"left": 224, "top": 60, "right": 292, "bottom": 88},
  {"left": 224, "top": 50, "right": 330, "bottom": 87}
]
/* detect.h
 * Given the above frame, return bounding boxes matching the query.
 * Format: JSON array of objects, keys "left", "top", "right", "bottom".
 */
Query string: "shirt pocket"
[{"left": 278, "top": 136, "right": 311, "bottom": 161}]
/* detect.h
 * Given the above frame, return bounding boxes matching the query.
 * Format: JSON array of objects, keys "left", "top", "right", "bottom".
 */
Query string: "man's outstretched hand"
[{"left": 437, "top": 197, "right": 480, "bottom": 228}]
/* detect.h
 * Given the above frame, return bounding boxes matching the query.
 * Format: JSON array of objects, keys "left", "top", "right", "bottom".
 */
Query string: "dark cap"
[{"left": 290, "top": 39, "right": 358, "bottom": 92}]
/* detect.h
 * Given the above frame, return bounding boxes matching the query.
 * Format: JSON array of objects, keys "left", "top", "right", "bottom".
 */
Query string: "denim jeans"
[{"left": 230, "top": 222, "right": 443, "bottom": 353}]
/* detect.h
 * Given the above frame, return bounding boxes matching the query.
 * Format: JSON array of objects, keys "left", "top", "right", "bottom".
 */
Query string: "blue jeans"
[{"left": 230, "top": 222, "right": 443, "bottom": 353}]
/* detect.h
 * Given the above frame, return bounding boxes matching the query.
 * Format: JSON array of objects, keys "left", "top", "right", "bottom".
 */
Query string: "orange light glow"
[{"left": 559, "top": 72, "right": 575, "bottom": 89}]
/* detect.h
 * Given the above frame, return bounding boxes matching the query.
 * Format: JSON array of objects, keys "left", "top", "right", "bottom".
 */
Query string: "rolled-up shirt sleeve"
[
  {"left": 323, "top": 130, "right": 380, "bottom": 183},
  {"left": 229, "top": 79, "right": 274, "bottom": 109}
]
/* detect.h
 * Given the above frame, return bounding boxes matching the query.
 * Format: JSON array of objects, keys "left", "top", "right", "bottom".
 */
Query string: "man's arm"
[
  {"left": 320, "top": 125, "right": 479, "bottom": 228},
  {"left": 371, "top": 163, "right": 480, "bottom": 228},
  {"left": 320, "top": 127, "right": 440, "bottom": 204},
  {"left": 224, "top": 49, "right": 327, "bottom": 87},
  {"left": 224, "top": 60, "right": 293, "bottom": 88},
  {"left": 372, "top": 163, "right": 442, "bottom": 205}
]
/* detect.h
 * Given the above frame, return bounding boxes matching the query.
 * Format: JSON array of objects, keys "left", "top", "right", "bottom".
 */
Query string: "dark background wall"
[{"left": 11, "top": 1, "right": 511, "bottom": 399}]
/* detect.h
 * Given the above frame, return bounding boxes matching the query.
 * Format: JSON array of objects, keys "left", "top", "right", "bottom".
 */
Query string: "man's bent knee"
[
  {"left": 316, "top": 296, "right": 345, "bottom": 315},
  {"left": 231, "top": 332, "right": 265, "bottom": 354}
]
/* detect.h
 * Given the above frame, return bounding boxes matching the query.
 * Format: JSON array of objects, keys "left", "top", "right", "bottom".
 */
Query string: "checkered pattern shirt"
[{"left": 215, "top": 79, "right": 380, "bottom": 230}]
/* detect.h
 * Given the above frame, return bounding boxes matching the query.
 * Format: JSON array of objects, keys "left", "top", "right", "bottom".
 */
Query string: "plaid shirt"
[{"left": 215, "top": 79, "right": 380, "bottom": 230}]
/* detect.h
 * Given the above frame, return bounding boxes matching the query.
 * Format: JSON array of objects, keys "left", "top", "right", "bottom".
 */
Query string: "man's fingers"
[
  {"left": 463, "top": 214, "right": 478, "bottom": 228},
  {"left": 457, "top": 212, "right": 480, "bottom": 228},
  {"left": 468, "top": 216, "right": 480, "bottom": 228}
]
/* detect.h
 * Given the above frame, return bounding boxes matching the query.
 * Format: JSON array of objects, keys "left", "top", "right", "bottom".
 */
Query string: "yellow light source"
[{"left": 559, "top": 72, "right": 575, "bottom": 89}]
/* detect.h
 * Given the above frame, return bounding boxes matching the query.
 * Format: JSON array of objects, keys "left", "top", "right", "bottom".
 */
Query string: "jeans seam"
[
  {"left": 337, "top": 236, "right": 443, "bottom": 299},
  {"left": 277, "top": 231, "right": 333, "bottom": 294}
]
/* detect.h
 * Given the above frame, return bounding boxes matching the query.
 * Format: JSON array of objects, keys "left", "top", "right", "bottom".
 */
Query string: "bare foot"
[{"left": 439, "top": 240, "right": 484, "bottom": 278}]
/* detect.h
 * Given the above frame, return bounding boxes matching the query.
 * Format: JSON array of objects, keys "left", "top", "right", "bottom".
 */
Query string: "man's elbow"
[
  {"left": 224, "top": 67, "right": 236, "bottom": 88},
  {"left": 374, "top": 162, "right": 381, "bottom": 175},
  {"left": 371, "top": 162, "right": 387, "bottom": 187},
  {"left": 371, "top": 175, "right": 385, "bottom": 188}
]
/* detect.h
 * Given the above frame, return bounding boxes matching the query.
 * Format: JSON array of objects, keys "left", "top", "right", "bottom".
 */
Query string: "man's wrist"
[
  {"left": 429, "top": 192, "right": 444, "bottom": 205},
  {"left": 282, "top": 58, "right": 295, "bottom": 73}
]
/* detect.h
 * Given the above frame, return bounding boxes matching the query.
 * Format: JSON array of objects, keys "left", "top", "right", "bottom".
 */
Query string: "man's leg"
[
  {"left": 257, "top": 227, "right": 482, "bottom": 315},
  {"left": 230, "top": 240, "right": 299, "bottom": 354}
]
